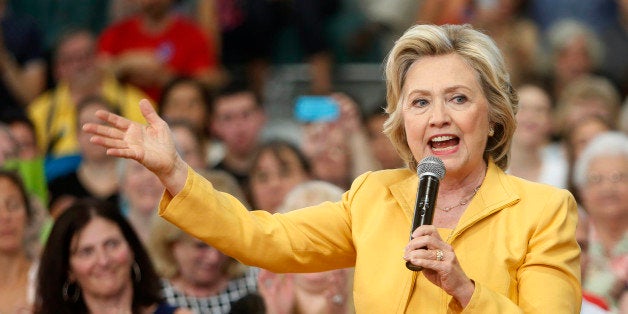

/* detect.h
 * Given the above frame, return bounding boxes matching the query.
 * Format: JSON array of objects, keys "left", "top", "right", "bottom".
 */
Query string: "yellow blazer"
[{"left": 160, "top": 161, "right": 581, "bottom": 313}]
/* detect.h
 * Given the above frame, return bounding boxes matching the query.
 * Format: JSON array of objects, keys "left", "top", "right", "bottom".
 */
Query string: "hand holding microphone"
[{"left": 406, "top": 156, "right": 445, "bottom": 271}]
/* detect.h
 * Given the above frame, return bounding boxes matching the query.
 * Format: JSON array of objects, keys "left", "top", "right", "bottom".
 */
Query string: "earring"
[
  {"left": 488, "top": 127, "right": 495, "bottom": 137},
  {"left": 132, "top": 261, "right": 142, "bottom": 283},
  {"left": 62, "top": 280, "right": 80, "bottom": 303}
]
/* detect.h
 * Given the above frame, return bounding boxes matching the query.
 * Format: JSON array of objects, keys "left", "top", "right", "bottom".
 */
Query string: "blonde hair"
[{"left": 383, "top": 24, "right": 518, "bottom": 170}]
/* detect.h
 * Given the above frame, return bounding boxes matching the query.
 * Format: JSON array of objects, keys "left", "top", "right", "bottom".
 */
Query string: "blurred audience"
[
  {"left": 197, "top": 0, "right": 339, "bottom": 96},
  {"left": 544, "top": 19, "right": 605, "bottom": 101},
  {"left": 574, "top": 132, "right": 628, "bottom": 311},
  {"left": 471, "top": 0, "right": 544, "bottom": 87},
  {"left": 600, "top": 0, "right": 628, "bottom": 96},
  {"left": 577, "top": 208, "right": 611, "bottom": 314},
  {"left": 248, "top": 140, "right": 312, "bottom": 213},
  {"left": 365, "top": 105, "right": 404, "bottom": 169},
  {"left": 3, "top": 115, "right": 48, "bottom": 206},
  {"left": 8, "top": 0, "right": 111, "bottom": 50},
  {"left": 210, "top": 82, "right": 267, "bottom": 189},
  {"left": 554, "top": 75, "right": 622, "bottom": 141},
  {"left": 508, "top": 83, "right": 567, "bottom": 188},
  {"left": 34, "top": 198, "right": 189, "bottom": 314},
  {"left": 97, "top": 0, "right": 224, "bottom": 101},
  {"left": 0, "top": 170, "right": 38, "bottom": 314},
  {"left": 170, "top": 120, "right": 209, "bottom": 171},
  {"left": 416, "top": 0, "right": 472, "bottom": 25},
  {"left": 158, "top": 77, "right": 221, "bottom": 166},
  {"left": 300, "top": 93, "right": 380, "bottom": 189},
  {"left": 27, "top": 28, "right": 148, "bottom": 180},
  {"left": 0, "top": 0, "right": 46, "bottom": 122},
  {"left": 159, "top": 77, "right": 213, "bottom": 138},
  {"left": 0, "top": 122, "right": 18, "bottom": 166},
  {"left": 564, "top": 115, "right": 614, "bottom": 201},
  {"left": 149, "top": 170, "right": 257, "bottom": 313},
  {"left": 118, "top": 159, "right": 164, "bottom": 245},
  {"left": 257, "top": 180, "right": 354, "bottom": 314},
  {"left": 47, "top": 96, "right": 121, "bottom": 218}
]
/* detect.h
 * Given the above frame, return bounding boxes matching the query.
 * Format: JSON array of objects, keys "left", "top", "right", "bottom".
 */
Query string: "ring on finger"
[{"left": 436, "top": 250, "right": 444, "bottom": 261}]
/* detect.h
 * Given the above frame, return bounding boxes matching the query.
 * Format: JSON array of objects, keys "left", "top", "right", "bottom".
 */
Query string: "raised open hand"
[{"left": 82, "top": 99, "right": 188, "bottom": 194}]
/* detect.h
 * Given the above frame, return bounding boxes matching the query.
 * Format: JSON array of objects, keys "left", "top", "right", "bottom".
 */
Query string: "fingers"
[
  {"left": 410, "top": 224, "right": 441, "bottom": 239},
  {"left": 404, "top": 248, "right": 450, "bottom": 270},
  {"left": 83, "top": 123, "right": 126, "bottom": 140},
  {"left": 139, "top": 99, "right": 163, "bottom": 125}
]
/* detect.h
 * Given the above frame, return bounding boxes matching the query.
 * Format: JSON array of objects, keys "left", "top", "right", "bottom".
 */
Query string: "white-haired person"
[
  {"left": 85, "top": 24, "right": 581, "bottom": 312},
  {"left": 574, "top": 132, "right": 628, "bottom": 311},
  {"left": 257, "top": 180, "right": 354, "bottom": 314}
]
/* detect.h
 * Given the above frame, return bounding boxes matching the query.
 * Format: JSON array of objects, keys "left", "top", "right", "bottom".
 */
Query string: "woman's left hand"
[{"left": 404, "top": 225, "right": 475, "bottom": 307}]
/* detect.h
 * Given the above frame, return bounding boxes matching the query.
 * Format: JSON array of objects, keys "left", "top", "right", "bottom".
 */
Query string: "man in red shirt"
[{"left": 97, "top": 0, "right": 224, "bottom": 101}]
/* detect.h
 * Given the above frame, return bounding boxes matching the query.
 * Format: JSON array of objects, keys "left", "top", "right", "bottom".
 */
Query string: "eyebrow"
[{"left": 406, "top": 85, "right": 472, "bottom": 96}]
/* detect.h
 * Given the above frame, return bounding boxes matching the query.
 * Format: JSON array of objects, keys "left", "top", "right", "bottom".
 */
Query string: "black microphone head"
[{"left": 416, "top": 156, "right": 446, "bottom": 180}]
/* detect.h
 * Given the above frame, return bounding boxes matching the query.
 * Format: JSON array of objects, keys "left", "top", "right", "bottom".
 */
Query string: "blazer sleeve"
[{"left": 158, "top": 167, "right": 356, "bottom": 273}]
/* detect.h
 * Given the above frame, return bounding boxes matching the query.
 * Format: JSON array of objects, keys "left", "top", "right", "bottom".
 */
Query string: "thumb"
[{"left": 139, "top": 99, "right": 161, "bottom": 125}]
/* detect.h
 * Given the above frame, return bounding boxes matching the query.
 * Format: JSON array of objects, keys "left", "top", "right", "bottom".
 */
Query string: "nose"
[
  {"left": 95, "top": 249, "right": 111, "bottom": 266},
  {"left": 429, "top": 101, "right": 451, "bottom": 127}
]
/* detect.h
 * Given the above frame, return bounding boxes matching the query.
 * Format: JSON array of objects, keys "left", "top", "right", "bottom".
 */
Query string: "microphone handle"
[{"left": 406, "top": 175, "right": 439, "bottom": 271}]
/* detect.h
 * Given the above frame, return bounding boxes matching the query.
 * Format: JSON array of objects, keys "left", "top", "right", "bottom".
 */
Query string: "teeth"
[{"left": 431, "top": 135, "right": 455, "bottom": 142}]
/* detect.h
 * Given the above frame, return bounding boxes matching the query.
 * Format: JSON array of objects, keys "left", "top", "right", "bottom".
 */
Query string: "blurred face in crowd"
[
  {"left": 568, "top": 117, "right": 610, "bottom": 161},
  {"left": 512, "top": 85, "right": 553, "bottom": 148},
  {"left": 69, "top": 217, "right": 134, "bottom": 300},
  {"left": 0, "top": 176, "right": 28, "bottom": 254},
  {"left": 562, "top": 98, "right": 614, "bottom": 133},
  {"left": 580, "top": 155, "right": 628, "bottom": 222},
  {"left": 211, "top": 92, "right": 266, "bottom": 157},
  {"left": 171, "top": 235, "right": 229, "bottom": 288},
  {"left": 0, "top": 127, "right": 17, "bottom": 165},
  {"left": 78, "top": 101, "right": 110, "bottom": 162},
  {"left": 122, "top": 160, "right": 163, "bottom": 215},
  {"left": 555, "top": 35, "right": 593, "bottom": 83},
  {"left": 301, "top": 122, "right": 350, "bottom": 188},
  {"left": 161, "top": 82, "right": 209, "bottom": 133},
  {"left": 9, "top": 121, "right": 38, "bottom": 160},
  {"left": 367, "top": 113, "right": 403, "bottom": 169},
  {"left": 138, "top": 0, "right": 173, "bottom": 19},
  {"left": 171, "top": 124, "right": 206, "bottom": 170},
  {"left": 249, "top": 146, "right": 310, "bottom": 212},
  {"left": 54, "top": 31, "right": 98, "bottom": 84}
]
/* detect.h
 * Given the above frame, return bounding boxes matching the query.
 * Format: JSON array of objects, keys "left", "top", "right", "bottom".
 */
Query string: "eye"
[
  {"left": 74, "top": 247, "right": 94, "bottom": 258},
  {"left": 411, "top": 98, "right": 429, "bottom": 108},
  {"left": 104, "top": 238, "right": 121, "bottom": 249},
  {"left": 451, "top": 95, "right": 467, "bottom": 104}
]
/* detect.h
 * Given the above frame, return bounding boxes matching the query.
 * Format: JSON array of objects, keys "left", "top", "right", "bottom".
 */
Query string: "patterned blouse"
[{"left": 161, "top": 267, "right": 259, "bottom": 314}]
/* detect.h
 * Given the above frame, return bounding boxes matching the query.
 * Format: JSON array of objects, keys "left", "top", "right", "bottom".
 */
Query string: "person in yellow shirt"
[{"left": 27, "top": 28, "right": 148, "bottom": 180}]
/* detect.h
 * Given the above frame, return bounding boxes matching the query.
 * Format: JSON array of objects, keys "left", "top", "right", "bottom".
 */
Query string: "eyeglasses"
[{"left": 586, "top": 172, "right": 627, "bottom": 185}]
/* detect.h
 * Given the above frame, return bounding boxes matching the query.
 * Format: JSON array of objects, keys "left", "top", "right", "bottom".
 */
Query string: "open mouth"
[{"left": 429, "top": 135, "right": 459, "bottom": 152}]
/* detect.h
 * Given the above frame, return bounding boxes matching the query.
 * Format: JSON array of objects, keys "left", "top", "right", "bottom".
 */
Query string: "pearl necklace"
[{"left": 437, "top": 185, "right": 481, "bottom": 212}]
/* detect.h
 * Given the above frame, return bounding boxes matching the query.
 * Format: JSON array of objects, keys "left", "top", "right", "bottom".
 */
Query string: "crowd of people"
[{"left": 1, "top": 0, "right": 627, "bottom": 313}]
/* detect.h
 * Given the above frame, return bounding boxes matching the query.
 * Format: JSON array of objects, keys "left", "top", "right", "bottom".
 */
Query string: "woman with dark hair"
[
  {"left": 248, "top": 139, "right": 312, "bottom": 213},
  {"left": 0, "top": 170, "right": 37, "bottom": 313},
  {"left": 34, "top": 198, "right": 189, "bottom": 314}
]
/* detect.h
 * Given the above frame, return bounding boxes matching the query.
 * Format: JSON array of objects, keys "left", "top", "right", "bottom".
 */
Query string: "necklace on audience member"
[{"left": 437, "top": 185, "right": 481, "bottom": 212}]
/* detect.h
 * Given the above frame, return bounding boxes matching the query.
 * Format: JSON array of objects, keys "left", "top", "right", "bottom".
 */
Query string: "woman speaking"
[{"left": 84, "top": 24, "right": 581, "bottom": 313}]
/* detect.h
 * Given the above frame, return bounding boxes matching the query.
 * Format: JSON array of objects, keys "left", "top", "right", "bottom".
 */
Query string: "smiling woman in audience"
[{"left": 34, "top": 198, "right": 190, "bottom": 314}]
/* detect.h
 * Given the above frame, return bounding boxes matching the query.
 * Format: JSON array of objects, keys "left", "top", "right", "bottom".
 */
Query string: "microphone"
[{"left": 406, "top": 156, "right": 446, "bottom": 271}]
